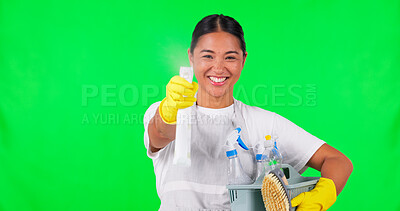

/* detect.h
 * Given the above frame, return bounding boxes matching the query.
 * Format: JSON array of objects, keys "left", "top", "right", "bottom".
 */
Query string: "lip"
[{"left": 207, "top": 76, "right": 229, "bottom": 86}]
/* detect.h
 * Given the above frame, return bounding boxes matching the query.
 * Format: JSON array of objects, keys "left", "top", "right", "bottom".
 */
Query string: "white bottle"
[{"left": 173, "top": 67, "right": 194, "bottom": 167}]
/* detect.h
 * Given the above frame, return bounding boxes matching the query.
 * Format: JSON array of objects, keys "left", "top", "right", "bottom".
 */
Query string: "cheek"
[
  {"left": 193, "top": 66, "right": 207, "bottom": 85},
  {"left": 193, "top": 59, "right": 211, "bottom": 78},
  {"left": 227, "top": 62, "right": 243, "bottom": 77},
  {"left": 195, "top": 59, "right": 212, "bottom": 69}
]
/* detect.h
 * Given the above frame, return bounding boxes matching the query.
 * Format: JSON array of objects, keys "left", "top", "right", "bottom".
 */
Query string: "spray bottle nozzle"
[
  {"left": 225, "top": 127, "right": 249, "bottom": 157},
  {"left": 234, "top": 127, "right": 249, "bottom": 150},
  {"left": 237, "top": 136, "right": 248, "bottom": 150}
]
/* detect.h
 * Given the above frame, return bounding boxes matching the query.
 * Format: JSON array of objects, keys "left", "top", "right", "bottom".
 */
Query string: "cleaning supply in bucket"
[
  {"left": 254, "top": 143, "right": 265, "bottom": 181},
  {"left": 261, "top": 135, "right": 291, "bottom": 211},
  {"left": 173, "top": 66, "right": 194, "bottom": 167},
  {"left": 262, "top": 135, "right": 274, "bottom": 174},
  {"left": 254, "top": 135, "right": 273, "bottom": 180},
  {"left": 226, "top": 128, "right": 253, "bottom": 185},
  {"left": 267, "top": 135, "right": 288, "bottom": 185},
  {"left": 266, "top": 135, "right": 284, "bottom": 171},
  {"left": 261, "top": 168, "right": 291, "bottom": 211},
  {"left": 226, "top": 163, "right": 320, "bottom": 211}
]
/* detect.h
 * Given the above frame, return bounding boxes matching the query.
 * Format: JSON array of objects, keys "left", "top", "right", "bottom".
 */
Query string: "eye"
[
  {"left": 225, "top": 56, "right": 236, "bottom": 60},
  {"left": 202, "top": 55, "right": 213, "bottom": 59}
]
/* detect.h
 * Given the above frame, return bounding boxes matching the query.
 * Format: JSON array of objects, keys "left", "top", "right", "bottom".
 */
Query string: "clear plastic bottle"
[
  {"left": 262, "top": 135, "right": 274, "bottom": 175},
  {"left": 267, "top": 136, "right": 284, "bottom": 170},
  {"left": 254, "top": 135, "right": 274, "bottom": 180},
  {"left": 255, "top": 148, "right": 264, "bottom": 181},
  {"left": 227, "top": 149, "right": 253, "bottom": 185},
  {"left": 226, "top": 128, "right": 253, "bottom": 185}
]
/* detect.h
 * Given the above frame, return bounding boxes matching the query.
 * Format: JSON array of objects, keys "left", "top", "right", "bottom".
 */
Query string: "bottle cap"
[{"left": 264, "top": 135, "right": 273, "bottom": 148}]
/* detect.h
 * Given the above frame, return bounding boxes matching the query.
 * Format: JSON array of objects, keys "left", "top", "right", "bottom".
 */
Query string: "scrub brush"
[{"left": 261, "top": 168, "right": 291, "bottom": 211}]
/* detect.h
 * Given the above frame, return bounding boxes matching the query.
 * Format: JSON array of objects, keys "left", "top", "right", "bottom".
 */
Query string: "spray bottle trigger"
[{"left": 237, "top": 136, "right": 249, "bottom": 150}]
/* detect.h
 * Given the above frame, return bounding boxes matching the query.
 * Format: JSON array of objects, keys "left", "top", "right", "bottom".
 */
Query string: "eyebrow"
[{"left": 200, "top": 49, "right": 239, "bottom": 55}]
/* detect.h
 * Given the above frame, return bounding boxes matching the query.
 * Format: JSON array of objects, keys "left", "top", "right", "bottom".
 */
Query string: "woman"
[{"left": 144, "top": 14, "right": 353, "bottom": 211}]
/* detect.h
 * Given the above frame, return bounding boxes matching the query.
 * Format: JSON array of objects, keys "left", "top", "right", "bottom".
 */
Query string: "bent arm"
[
  {"left": 306, "top": 143, "right": 353, "bottom": 195},
  {"left": 148, "top": 107, "right": 176, "bottom": 153}
]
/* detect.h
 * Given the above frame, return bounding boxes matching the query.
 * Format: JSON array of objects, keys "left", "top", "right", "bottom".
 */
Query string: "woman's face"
[{"left": 189, "top": 31, "right": 247, "bottom": 101}]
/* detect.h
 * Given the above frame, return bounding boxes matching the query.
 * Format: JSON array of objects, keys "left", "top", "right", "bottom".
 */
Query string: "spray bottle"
[
  {"left": 226, "top": 128, "right": 253, "bottom": 185},
  {"left": 173, "top": 66, "right": 194, "bottom": 167}
]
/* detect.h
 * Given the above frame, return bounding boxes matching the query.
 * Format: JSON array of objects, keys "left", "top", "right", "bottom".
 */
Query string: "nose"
[{"left": 213, "top": 58, "right": 225, "bottom": 73}]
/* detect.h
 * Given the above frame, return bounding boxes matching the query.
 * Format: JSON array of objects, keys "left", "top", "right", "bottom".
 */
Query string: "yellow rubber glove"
[
  {"left": 159, "top": 76, "right": 198, "bottom": 124},
  {"left": 291, "top": 178, "right": 337, "bottom": 211}
]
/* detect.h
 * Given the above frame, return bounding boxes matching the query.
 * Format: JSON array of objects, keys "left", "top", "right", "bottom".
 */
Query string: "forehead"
[{"left": 194, "top": 31, "right": 242, "bottom": 53}]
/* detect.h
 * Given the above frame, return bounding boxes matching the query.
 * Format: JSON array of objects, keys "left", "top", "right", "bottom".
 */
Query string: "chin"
[{"left": 207, "top": 88, "right": 229, "bottom": 98}]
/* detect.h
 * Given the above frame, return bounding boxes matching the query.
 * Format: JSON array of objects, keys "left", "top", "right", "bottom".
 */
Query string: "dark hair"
[{"left": 190, "top": 14, "right": 246, "bottom": 56}]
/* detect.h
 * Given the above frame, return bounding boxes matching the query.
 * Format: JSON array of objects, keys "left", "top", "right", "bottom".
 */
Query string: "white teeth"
[{"left": 209, "top": 76, "right": 227, "bottom": 83}]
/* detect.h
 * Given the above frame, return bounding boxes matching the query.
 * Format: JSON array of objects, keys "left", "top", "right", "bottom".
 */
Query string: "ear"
[{"left": 188, "top": 48, "right": 194, "bottom": 67}]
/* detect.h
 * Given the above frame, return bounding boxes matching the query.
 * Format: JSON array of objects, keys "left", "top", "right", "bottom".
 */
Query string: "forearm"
[
  {"left": 148, "top": 108, "right": 176, "bottom": 152},
  {"left": 320, "top": 155, "right": 353, "bottom": 195}
]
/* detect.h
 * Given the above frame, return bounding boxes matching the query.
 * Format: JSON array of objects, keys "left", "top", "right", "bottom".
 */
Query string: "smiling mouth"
[{"left": 208, "top": 76, "right": 229, "bottom": 85}]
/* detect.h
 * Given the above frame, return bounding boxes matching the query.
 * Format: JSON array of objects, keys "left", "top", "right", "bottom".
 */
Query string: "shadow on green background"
[{"left": 0, "top": 0, "right": 399, "bottom": 210}]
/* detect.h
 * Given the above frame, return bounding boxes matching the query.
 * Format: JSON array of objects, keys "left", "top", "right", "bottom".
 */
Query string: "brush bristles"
[{"left": 261, "top": 173, "right": 290, "bottom": 211}]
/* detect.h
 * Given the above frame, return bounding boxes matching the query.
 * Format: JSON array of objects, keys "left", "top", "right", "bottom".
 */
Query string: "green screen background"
[{"left": 1, "top": 0, "right": 399, "bottom": 210}]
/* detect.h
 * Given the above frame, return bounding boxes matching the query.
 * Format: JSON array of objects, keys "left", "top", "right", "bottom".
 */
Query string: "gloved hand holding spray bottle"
[{"left": 158, "top": 66, "right": 198, "bottom": 167}]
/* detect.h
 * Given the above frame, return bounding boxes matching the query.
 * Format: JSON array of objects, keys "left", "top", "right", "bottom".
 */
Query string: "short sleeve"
[
  {"left": 273, "top": 113, "right": 325, "bottom": 173},
  {"left": 143, "top": 101, "right": 163, "bottom": 159}
]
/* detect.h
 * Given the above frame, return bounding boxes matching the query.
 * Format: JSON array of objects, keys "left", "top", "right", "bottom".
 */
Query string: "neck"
[{"left": 196, "top": 88, "right": 234, "bottom": 109}]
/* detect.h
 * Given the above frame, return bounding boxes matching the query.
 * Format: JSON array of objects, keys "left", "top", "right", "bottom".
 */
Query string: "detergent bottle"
[
  {"left": 267, "top": 135, "right": 284, "bottom": 171},
  {"left": 226, "top": 128, "right": 253, "bottom": 185},
  {"left": 254, "top": 135, "right": 274, "bottom": 180}
]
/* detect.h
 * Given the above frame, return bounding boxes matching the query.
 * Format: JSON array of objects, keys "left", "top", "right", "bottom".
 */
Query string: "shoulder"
[
  {"left": 235, "top": 99, "right": 301, "bottom": 127},
  {"left": 235, "top": 99, "right": 276, "bottom": 121}
]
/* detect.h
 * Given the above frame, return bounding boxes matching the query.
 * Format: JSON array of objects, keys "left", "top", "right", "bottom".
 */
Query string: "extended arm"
[
  {"left": 148, "top": 108, "right": 176, "bottom": 152},
  {"left": 147, "top": 76, "right": 198, "bottom": 153}
]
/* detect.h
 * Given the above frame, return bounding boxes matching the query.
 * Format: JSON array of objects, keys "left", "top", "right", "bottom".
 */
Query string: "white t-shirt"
[{"left": 143, "top": 99, "right": 325, "bottom": 211}]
